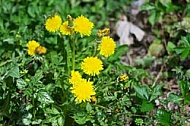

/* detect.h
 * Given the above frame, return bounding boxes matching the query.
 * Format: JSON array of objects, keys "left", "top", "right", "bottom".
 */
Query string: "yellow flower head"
[
  {"left": 36, "top": 46, "right": 47, "bottom": 54},
  {"left": 71, "top": 79, "right": 96, "bottom": 103},
  {"left": 91, "top": 96, "right": 97, "bottom": 102},
  {"left": 98, "top": 28, "right": 110, "bottom": 37},
  {"left": 45, "top": 14, "right": 62, "bottom": 32},
  {"left": 27, "top": 40, "right": 40, "bottom": 56},
  {"left": 73, "top": 15, "right": 94, "bottom": 36},
  {"left": 60, "top": 21, "right": 73, "bottom": 35},
  {"left": 99, "top": 36, "right": 116, "bottom": 57},
  {"left": 81, "top": 57, "right": 103, "bottom": 76},
  {"left": 119, "top": 74, "right": 128, "bottom": 82},
  {"left": 69, "top": 70, "right": 82, "bottom": 86}
]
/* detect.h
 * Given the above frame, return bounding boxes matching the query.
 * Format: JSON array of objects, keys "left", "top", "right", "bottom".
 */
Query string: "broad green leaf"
[
  {"left": 86, "top": 102, "right": 92, "bottom": 113},
  {"left": 148, "top": 39, "right": 164, "bottom": 56},
  {"left": 181, "top": 49, "right": 190, "bottom": 60},
  {"left": 150, "top": 85, "right": 162, "bottom": 102},
  {"left": 167, "top": 41, "right": 176, "bottom": 54},
  {"left": 72, "top": 113, "right": 87, "bottom": 125},
  {"left": 31, "top": 119, "right": 42, "bottom": 125},
  {"left": 57, "top": 116, "right": 65, "bottom": 126},
  {"left": 174, "top": 47, "right": 186, "bottom": 54},
  {"left": 178, "top": 81, "right": 188, "bottom": 97},
  {"left": 168, "top": 93, "right": 183, "bottom": 104},
  {"left": 181, "top": 36, "right": 190, "bottom": 47},
  {"left": 37, "top": 91, "right": 54, "bottom": 104},
  {"left": 184, "top": 93, "right": 190, "bottom": 104},
  {"left": 148, "top": 10, "right": 157, "bottom": 26},
  {"left": 140, "top": 100, "right": 154, "bottom": 112},
  {"left": 155, "top": 109, "right": 171, "bottom": 126},
  {"left": 134, "top": 56, "right": 155, "bottom": 67},
  {"left": 133, "top": 85, "right": 149, "bottom": 100},
  {"left": 108, "top": 45, "right": 128, "bottom": 62},
  {"left": 16, "top": 79, "right": 27, "bottom": 90},
  {"left": 7, "top": 65, "right": 20, "bottom": 78},
  {"left": 45, "top": 107, "right": 60, "bottom": 115},
  {"left": 141, "top": 3, "right": 155, "bottom": 10}
]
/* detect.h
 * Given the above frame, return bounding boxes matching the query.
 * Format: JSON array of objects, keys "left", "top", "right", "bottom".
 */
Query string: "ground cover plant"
[{"left": 1, "top": 0, "right": 190, "bottom": 125}]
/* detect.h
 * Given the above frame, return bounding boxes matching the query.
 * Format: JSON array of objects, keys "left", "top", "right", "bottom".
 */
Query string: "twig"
[{"left": 152, "top": 64, "right": 165, "bottom": 88}]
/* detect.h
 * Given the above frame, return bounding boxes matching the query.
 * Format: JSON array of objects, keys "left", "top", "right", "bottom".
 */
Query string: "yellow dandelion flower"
[
  {"left": 119, "top": 74, "right": 128, "bottom": 82},
  {"left": 71, "top": 79, "right": 96, "bottom": 103},
  {"left": 69, "top": 70, "right": 82, "bottom": 86},
  {"left": 45, "top": 14, "right": 62, "bottom": 32},
  {"left": 81, "top": 57, "right": 103, "bottom": 76},
  {"left": 36, "top": 46, "right": 47, "bottom": 54},
  {"left": 91, "top": 96, "right": 97, "bottom": 102},
  {"left": 73, "top": 15, "right": 94, "bottom": 36},
  {"left": 27, "top": 40, "right": 40, "bottom": 56},
  {"left": 60, "top": 21, "right": 73, "bottom": 35},
  {"left": 99, "top": 36, "right": 116, "bottom": 57}
]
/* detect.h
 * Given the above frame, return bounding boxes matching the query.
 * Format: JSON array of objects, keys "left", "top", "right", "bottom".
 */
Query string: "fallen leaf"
[{"left": 116, "top": 15, "right": 145, "bottom": 45}]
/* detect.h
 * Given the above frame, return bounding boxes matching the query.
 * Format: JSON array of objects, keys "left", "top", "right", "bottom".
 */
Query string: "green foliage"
[
  {"left": 155, "top": 109, "right": 171, "bottom": 126},
  {"left": 1, "top": 0, "right": 190, "bottom": 125},
  {"left": 142, "top": 0, "right": 179, "bottom": 25}
]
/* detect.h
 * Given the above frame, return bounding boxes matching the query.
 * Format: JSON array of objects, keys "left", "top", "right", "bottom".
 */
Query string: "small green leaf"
[
  {"left": 133, "top": 85, "right": 149, "bottom": 100},
  {"left": 181, "top": 36, "right": 190, "bottom": 47},
  {"left": 16, "top": 79, "right": 27, "bottom": 90},
  {"left": 148, "top": 10, "right": 157, "bottom": 25},
  {"left": 141, "top": 3, "right": 155, "bottom": 10},
  {"left": 167, "top": 41, "right": 176, "bottom": 54},
  {"left": 7, "top": 65, "right": 20, "bottom": 78},
  {"left": 36, "top": 91, "right": 54, "bottom": 104},
  {"left": 108, "top": 45, "right": 128, "bottom": 62},
  {"left": 45, "top": 107, "right": 60, "bottom": 115},
  {"left": 86, "top": 102, "right": 92, "bottom": 113},
  {"left": 181, "top": 49, "right": 190, "bottom": 60},
  {"left": 31, "top": 119, "right": 42, "bottom": 125},
  {"left": 178, "top": 81, "right": 188, "bottom": 97},
  {"left": 57, "top": 116, "right": 65, "bottom": 126},
  {"left": 168, "top": 93, "right": 183, "bottom": 104},
  {"left": 140, "top": 100, "right": 154, "bottom": 112},
  {"left": 150, "top": 85, "right": 162, "bottom": 102},
  {"left": 155, "top": 109, "right": 171, "bottom": 126},
  {"left": 72, "top": 113, "right": 87, "bottom": 125}
]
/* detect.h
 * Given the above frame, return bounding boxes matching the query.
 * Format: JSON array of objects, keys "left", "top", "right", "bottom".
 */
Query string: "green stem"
[
  {"left": 91, "top": 104, "right": 108, "bottom": 110},
  {"left": 72, "top": 36, "right": 75, "bottom": 70}
]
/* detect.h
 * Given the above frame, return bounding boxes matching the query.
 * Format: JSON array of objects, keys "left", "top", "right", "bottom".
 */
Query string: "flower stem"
[
  {"left": 71, "top": 35, "right": 75, "bottom": 70},
  {"left": 92, "top": 104, "right": 108, "bottom": 110}
]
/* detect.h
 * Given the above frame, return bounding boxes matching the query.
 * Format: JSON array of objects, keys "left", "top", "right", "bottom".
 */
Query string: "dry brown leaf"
[{"left": 116, "top": 15, "right": 145, "bottom": 45}]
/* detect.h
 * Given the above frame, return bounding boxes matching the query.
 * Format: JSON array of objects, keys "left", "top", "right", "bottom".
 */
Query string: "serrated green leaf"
[
  {"left": 133, "top": 85, "right": 149, "bottom": 100},
  {"left": 45, "top": 107, "right": 60, "bottom": 115},
  {"left": 31, "top": 119, "right": 42, "bottom": 125},
  {"left": 168, "top": 93, "right": 183, "bottom": 104},
  {"left": 140, "top": 100, "right": 154, "bottom": 112},
  {"left": 155, "top": 109, "right": 171, "bottom": 126},
  {"left": 181, "top": 36, "right": 190, "bottom": 47},
  {"left": 7, "top": 65, "right": 20, "bottom": 78},
  {"left": 37, "top": 91, "right": 54, "bottom": 104},
  {"left": 72, "top": 113, "right": 87, "bottom": 125},
  {"left": 150, "top": 85, "right": 162, "bottom": 102},
  {"left": 16, "top": 78, "right": 27, "bottom": 90},
  {"left": 57, "top": 116, "right": 65, "bottom": 126},
  {"left": 178, "top": 81, "right": 188, "bottom": 97}
]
